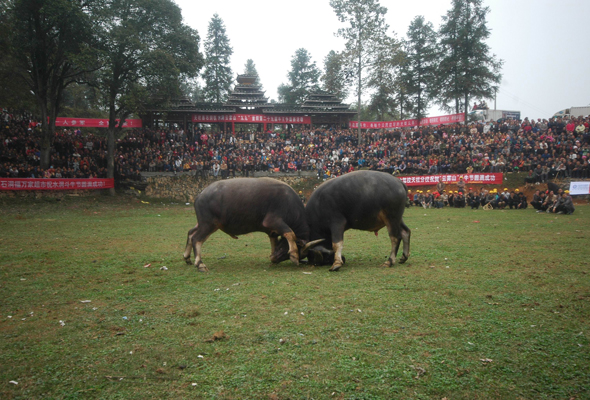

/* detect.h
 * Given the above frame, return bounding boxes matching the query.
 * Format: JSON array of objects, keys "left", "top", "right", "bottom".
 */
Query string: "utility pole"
[{"left": 494, "top": 87, "right": 497, "bottom": 110}]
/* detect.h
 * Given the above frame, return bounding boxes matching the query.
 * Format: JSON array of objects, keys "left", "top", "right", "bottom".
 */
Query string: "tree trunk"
[
  {"left": 357, "top": 29, "right": 362, "bottom": 146},
  {"left": 464, "top": 92, "right": 469, "bottom": 127},
  {"left": 38, "top": 101, "right": 52, "bottom": 170},
  {"left": 107, "top": 126, "right": 115, "bottom": 196}
]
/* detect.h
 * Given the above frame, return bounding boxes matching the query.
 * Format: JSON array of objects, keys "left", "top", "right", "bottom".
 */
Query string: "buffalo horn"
[{"left": 299, "top": 239, "right": 324, "bottom": 258}]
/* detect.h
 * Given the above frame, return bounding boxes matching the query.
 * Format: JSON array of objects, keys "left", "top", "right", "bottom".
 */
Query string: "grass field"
[{"left": 1, "top": 195, "right": 589, "bottom": 399}]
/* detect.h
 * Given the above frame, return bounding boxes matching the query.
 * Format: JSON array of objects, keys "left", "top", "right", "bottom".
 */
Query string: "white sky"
[{"left": 174, "top": 0, "right": 590, "bottom": 120}]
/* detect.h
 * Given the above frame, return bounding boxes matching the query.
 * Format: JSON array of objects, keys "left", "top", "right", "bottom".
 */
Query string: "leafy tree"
[
  {"left": 392, "top": 70, "right": 413, "bottom": 120},
  {"left": 61, "top": 83, "right": 102, "bottom": 117},
  {"left": 435, "top": 0, "right": 502, "bottom": 123},
  {"left": 400, "top": 16, "right": 437, "bottom": 123},
  {"left": 321, "top": 50, "right": 348, "bottom": 100},
  {"left": 181, "top": 79, "right": 205, "bottom": 103},
  {"left": 1, "top": 0, "right": 95, "bottom": 168},
  {"left": 366, "top": 36, "right": 402, "bottom": 121},
  {"left": 243, "top": 59, "right": 263, "bottom": 89},
  {"left": 92, "top": 0, "right": 203, "bottom": 192},
  {"left": 244, "top": 59, "right": 257, "bottom": 75},
  {"left": 277, "top": 48, "right": 320, "bottom": 104},
  {"left": 203, "top": 14, "right": 233, "bottom": 103},
  {"left": 330, "top": 0, "right": 389, "bottom": 143}
]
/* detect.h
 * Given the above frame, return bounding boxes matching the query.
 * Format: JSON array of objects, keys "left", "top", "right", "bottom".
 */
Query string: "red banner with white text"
[
  {"left": 192, "top": 114, "right": 311, "bottom": 124},
  {"left": 54, "top": 118, "right": 142, "bottom": 128},
  {"left": 350, "top": 113, "right": 465, "bottom": 129},
  {"left": 399, "top": 173, "right": 503, "bottom": 187},
  {"left": 0, "top": 178, "right": 114, "bottom": 191}
]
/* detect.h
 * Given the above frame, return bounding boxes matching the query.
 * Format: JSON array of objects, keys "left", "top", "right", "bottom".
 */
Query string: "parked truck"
[
  {"left": 470, "top": 109, "right": 521, "bottom": 122},
  {"left": 553, "top": 106, "right": 590, "bottom": 118}
]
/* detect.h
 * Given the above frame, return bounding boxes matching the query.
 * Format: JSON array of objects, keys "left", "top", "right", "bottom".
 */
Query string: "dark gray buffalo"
[
  {"left": 184, "top": 178, "right": 322, "bottom": 271},
  {"left": 305, "top": 170, "right": 411, "bottom": 271}
]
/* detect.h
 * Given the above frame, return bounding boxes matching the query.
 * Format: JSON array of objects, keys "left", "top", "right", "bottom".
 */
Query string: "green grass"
[{"left": 0, "top": 195, "right": 589, "bottom": 399}]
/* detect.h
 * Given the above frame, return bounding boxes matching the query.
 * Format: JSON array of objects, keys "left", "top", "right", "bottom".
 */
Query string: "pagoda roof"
[
  {"left": 236, "top": 74, "right": 258, "bottom": 85},
  {"left": 233, "top": 87, "right": 264, "bottom": 93},
  {"left": 228, "top": 95, "right": 269, "bottom": 101},
  {"left": 234, "top": 83, "right": 262, "bottom": 88},
  {"left": 225, "top": 101, "right": 274, "bottom": 107},
  {"left": 307, "top": 93, "right": 338, "bottom": 98}
]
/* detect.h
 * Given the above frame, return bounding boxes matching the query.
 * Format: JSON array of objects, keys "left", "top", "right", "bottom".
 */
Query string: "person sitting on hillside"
[
  {"left": 553, "top": 191, "right": 575, "bottom": 215},
  {"left": 516, "top": 191, "right": 528, "bottom": 209},
  {"left": 467, "top": 191, "right": 481, "bottom": 209},
  {"left": 531, "top": 190, "right": 543, "bottom": 210},
  {"left": 440, "top": 190, "right": 449, "bottom": 207},
  {"left": 454, "top": 192, "right": 466, "bottom": 208},
  {"left": 424, "top": 191, "right": 434, "bottom": 208}
]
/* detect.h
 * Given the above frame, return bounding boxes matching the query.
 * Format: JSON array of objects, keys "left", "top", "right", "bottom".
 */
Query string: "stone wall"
[
  {"left": 0, "top": 189, "right": 101, "bottom": 199},
  {"left": 144, "top": 174, "right": 312, "bottom": 203}
]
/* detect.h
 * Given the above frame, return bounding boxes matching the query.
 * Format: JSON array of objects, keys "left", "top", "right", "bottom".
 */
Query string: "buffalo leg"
[
  {"left": 330, "top": 240, "right": 344, "bottom": 271},
  {"left": 381, "top": 220, "right": 402, "bottom": 268},
  {"left": 190, "top": 223, "right": 217, "bottom": 272},
  {"left": 282, "top": 232, "right": 300, "bottom": 265},
  {"left": 269, "top": 235, "right": 277, "bottom": 258},
  {"left": 184, "top": 224, "right": 199, "bottom": 264},
  {"left": 268, "top": 234, "right": 283, "bottom": 263},
  {"left": 262, "top": 216, "right": 299, "bottom": 265},
  {"left": 329, "top": 219, "right": 346, "bottom": 271},
  {"left": 399, "top": 220, "right": 411, "bottom": 263}
]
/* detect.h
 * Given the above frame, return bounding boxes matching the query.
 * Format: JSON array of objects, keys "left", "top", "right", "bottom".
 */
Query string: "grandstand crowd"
[
  {"left": 2, "top": 109, "right": 589, "bottom": 192},
  {"left": 407, "top": 184, "right": 575, "bottom": 214}
]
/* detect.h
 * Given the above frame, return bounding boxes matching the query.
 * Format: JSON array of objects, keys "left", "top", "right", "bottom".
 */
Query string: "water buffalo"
[
  {"left": 184, "top": 178, "right": 322, "bottom": 272},
  {"left": 305, "top": 170, "right": 411, "bottom": 271}
]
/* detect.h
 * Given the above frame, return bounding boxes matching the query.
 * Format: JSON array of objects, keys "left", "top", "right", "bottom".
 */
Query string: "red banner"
[
  {"left": 54, "top": 118, "right": 142, "bottom": 128},
  {"left": 350, "top": 113, "right": 465, "bottom": 129},
  {"left": 399, "top": 173, "right": 503, "bottom": 187},
  {"left": 0, "top": 178, "right": 114, "bottom": 191},
  {"left": 192, "top": 114, "right": 311, "bottom": 124}
]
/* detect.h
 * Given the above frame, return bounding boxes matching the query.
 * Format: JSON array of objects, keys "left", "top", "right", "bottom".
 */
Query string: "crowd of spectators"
[
  {"left": 2, "top": 108, "right": 590, "bottom": 187},
  {"left": 406, "top": 175, "right": 575, "bottom": 214}
]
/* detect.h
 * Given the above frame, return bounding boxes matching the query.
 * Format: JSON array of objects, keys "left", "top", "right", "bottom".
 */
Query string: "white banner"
[{"left": 569, "top": 181, "right": 590, "bottom": 195}]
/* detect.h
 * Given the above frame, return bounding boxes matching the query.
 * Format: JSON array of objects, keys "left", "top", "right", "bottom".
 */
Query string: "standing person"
[
  {"left": 212, "top": 161, "right": 220, "bottom": 178},
  {"left": 220, "top": 161, "right": 229, "bottom": 179},
  {"left": 436, "top": 177, "right": 446, "bottom": 194},
  {"left": 298, "top": 190, "right": 306, "bottom": 203},
  {"left": 457, "top": 176, "right": 466, "bottom": 193},
  {"left": 195, "top": 160, "right": 204, "bottom": 179},
  {"left": 242, "top": 160, "right": 250, "bottom": 177},
  {"left": 174, "top": 157, "right": 182, "bottom": 174}
]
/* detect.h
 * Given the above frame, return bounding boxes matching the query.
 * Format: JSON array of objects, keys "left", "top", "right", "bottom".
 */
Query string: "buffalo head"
[
  {"left": 306, "top": 244, "right": 346, "bottom": 266},
  {"left": 270, "top": 237, "right": 324, "bottom": 264}
]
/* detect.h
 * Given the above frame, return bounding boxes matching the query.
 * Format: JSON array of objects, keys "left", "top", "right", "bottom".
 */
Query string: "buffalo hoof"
[
  {"left": 380, "top": 258, "right": 394, "bottom": 268},
  {"left": 197, "top": 264, "right": 209, "bottom": 272},
  {"left": 399, "top": 255, "right": 409, "bottom": 264},
  {"left": 184, "top": 257, "right": 192, "bottom": 265},
  {"left": 329, "top": 262, "right": 342, "bottom": 272}
]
